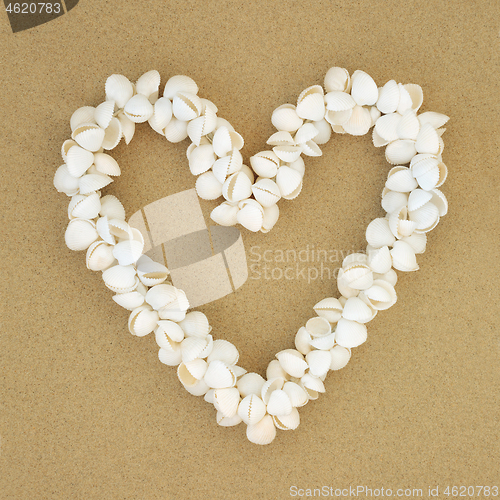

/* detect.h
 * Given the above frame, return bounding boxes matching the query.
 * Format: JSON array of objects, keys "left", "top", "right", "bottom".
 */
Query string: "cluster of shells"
[{"left": 53, "top": 68, "right": 449, "bottom": 445}]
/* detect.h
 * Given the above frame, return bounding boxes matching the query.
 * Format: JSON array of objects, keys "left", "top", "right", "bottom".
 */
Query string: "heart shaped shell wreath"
[{"left": 54, "top": 68, "right": 449, "bottom": 445}]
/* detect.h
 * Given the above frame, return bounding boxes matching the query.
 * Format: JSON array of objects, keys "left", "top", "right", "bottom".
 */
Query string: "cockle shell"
[
  {"left": 184, "top": 378, "right": 210, "bottom": 397},
  {"left": 367, "top": 245, "right": 392, "bottom": 274},
  {"left": 261, "top": 377, "right": 285, "bottom": 404},
  {"left": 94, "top": 100, "right": 115, "bottom": 129},
  {"left": 340, "top": 261, "right": 373, "bottom": 290},
  {"left": 172, "top": 91, "right": 202, "bottom": 121},
  {"left": 409, "top": 202, "right": 440, "bottom": 232},
  {"left": 54, "top": 164, "right": 80, "bottom": 196},
  {"left": 418, "top": 111, "right": 449, "bottom": 129},
  {"left": 275, "top": 166, "right": 302, "bottom": 199},
  {"left": 195, "top": 171, "right": 223, "bottom": 200},
  {"left": 135, "top": 70, "right": 160, "bottom": 101},
  {"left": 236, "top": 373, "right": 266, "bottom": 398},
  {"left": 105, "top": 74, "right": 134, "bottom": 108},
  {"left": 305, "top": 317, "right": 331, "bottom": 338},
  {"left": 155, "top": 320, "right": 185, "bottom": 344},
  {"left": 213, "top": 387, "right": 240, "bottom": 418},
  {"left": 294, "top": 122, "right": 319, "bottom": 144},
  {"left": 385, "top": 166, "right": 418, "bottom": 193},
  {"left": 207, "top": 339, "right": 239, "bottom": 366},
  {"left": 94, "top": 153, "right": 121, "bottom": 176},
  {"left": 305, "top": 350, "right": 332, "bottom": 378},
  {"left": 266, "top": 390, "right": 293, "bottom": 416},
  {"left": 404, "top": 83, "right": 423, "bottom": 112},
  {"left": 271, "top": 104, "right": 303, "bottom": 132},
  {"left": 237, "top": 199, "right": 264, "bottom": 232},
  {"left": 388, "top": 205, "right": 416, "bottom": 238},
  {"left": 79, "top": 172, "right": 113, "bottom": 195},
  {"left": 287, "top": 157, "right": 306, "bottom": 178},
  {"left": 251, "top": 178, "right": 281, "bottom": 207},
  {"left": 86, "top": 241, "right": 115, "bottom": 271},
  {"left": 153, "top": 286, "right": 190, "bottom": 320},
  {"left": 334, "top": 318, "right": 368, "bottom": 348},
  {"left": 372, "top": 128, "right": 389, "bottom": 147},
  {"left": 341, "top": 296, "right": 375, "bottom": 324},
  {"left": 312, "top": 119, "right": 332, "bottom": 144},
  {"left": 342, "top": 105, "right": 372, "bottom": 136},
  {"left": 397, "top": 109, "right": 420, "bottom": 140},
  {"left": 324, "top": 91, "right": 356, "bottom": 111},
  {"left": 369, "top": 106, "right": 381, "bottom": 126},
  {"left": 212, "top": 126, "right": 244, "bottom": 157},
  {"left": 295, "top": 327, "right": 312, "bottom": 355},
  {"left": 385, "top": 139, "right": 417, "bottom": 165},
  {"left": 301, "top": 373, "right": 325, "bottom": 393},
  {"left": 178, "top": 359, "right": 208, "bottom": 388},
  {"left": 296, "top": 85, "right": 325, "bottom": 121},
  {"left": 300, "top": 140, "right": 322, "bottom": 157},
  {"left": 376, "top": 80, "right": 400, "bottom": 114},
  {"left": 401, "top": 231, "right": 427, "bottom": 254},
  {"left": 71, "top": 123, "right": 105, "bottom": 152},
  {"left": 186, "top": 107, "right": 217, "bottom": 145},
  {"left": 103, "top": 264, "right": 138, "bottom": 293},
  {"left": 68, "top": 193, "right": 101, "bottom": 220},
  {"left": 164, "top": 117, "right": 188, "bottom": 143},
  {"left": 324, "top": 66, "right": 351, "bottom": 92},
  {"left": 181, "top": 335, "right": 213, "bottom": 363},
  {"left": 261, "top": 203, "right": 280, "bottom": 233},
  {"left": 128, "top": 305, "right": 159, "bottom": 337},
  {"left": 351, "top": 70, "right": 378, "bottom": 106},
  {"left": 276, "top": 349, "right": 308, "bottom": 378},
  {"left": 70, "top": 106, "right": 96, "bottom": 132},
  {"left": 365, "top": 217, "right": 396, "bottom": 248},
  {"left": 267, "top": 130, "right": 295, "bottom": 146},
  {"left": 390, "top": 240, "right": 419, "bottom": 272},
  {"left": 216, "top": 411, "right": 243, "bottom": 427},
  {"left": 204, "top": 360, "right": 237, "bottom": 389},
  {"left": 222, "top": 171, "right": 252, "bottom": 202},
  {"left": 158, "top": 345, "right": 182, "bottom": 367},
  {"left": 124, "top": 94, "right": 154, "bottom": 123},
  {"left": 112, "top": 290, "right": 145, "bottom": 311},
  {"left": 410, "top": 154, "right": 448, "bottom": 191},
  {"left": 210, "top": 201, "right": 239, "bottom": 226},
  {"left": 248, "top": 150, "right": 279, "bottom": 178},
  {"left": 212, "top": 149, "right": 243, "bottom": 183},
  {"left": 273, "top": 407, "right": 300, "bottom": 431},
  {"left": 396, "top": 83, "right": 413, "bottom": 114},
  {"left": 272, "top": 145, "right": 302, "bottom": 164},
  {"left": 362, "top": 279, "right": 397, "bottom": 310},
  {"left": 415, "top": 123, "right": 440, "bottom": 155},
  {"left": 95, "top": 216, "right": 117, "bottom": 245},
  {"left": 238, "top": 394, "right": 267, "bottom": 425},
  {"left": 429, "top": 188, "right": 448, "bottom": 216},
  {"left": 381, "top": 190, "right": 408, "bottom": 214},
  {"left": 265, "top": 360, "right": 289, "bottom": 382},
  {"left": 117, "top": 111, "right": 135, "bottom": 145},
  {"left": 66, "top": 145, "right": 94, "bottom": 178},
  {"left": 112, "top": 233, "right": 144, "bottom": 266},
  {"left": 136, "top": 255, "right": 169, "bottom": 287},
  {"left": 325, "top": 108, "right": 352, "bottom": 127},
  {"left": 149, "top": 97, "right": 173, "bottom": 134},
  {"left": 179, "top": 311, "right": 210, "bottom": 338},
  {"left": 163, "top": 75, "right": 199, "bottom": 99},
  {"left": 107, "top": 218, "right": 132, "bottom": 240},
  {"left": 283, "top": 381, "right": 308, "bottom": 408},
  {"left": 329, "top": 345, "right": 352, "bottom": 370},
  {"left": 313, "top": 297, "right": 343, "bottom": 323},
  {"left": 375, "top": 112, "right": 401, "bottom": 143},
  {"left": 65, "top": 218, "right": 98, "bottom": 251}
]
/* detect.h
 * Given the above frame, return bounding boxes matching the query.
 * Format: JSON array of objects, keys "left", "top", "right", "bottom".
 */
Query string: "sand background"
[{"left": 1, "top": 0, "right": 498, "bottom": 498}]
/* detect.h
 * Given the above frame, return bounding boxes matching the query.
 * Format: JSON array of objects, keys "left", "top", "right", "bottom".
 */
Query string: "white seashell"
[
  {"left": 409, "top": 202, "right": 440, "bottom": 232},
  {"left": 381, "top": 190, "right": 408, "bottom": 214},
  {"left": 71, "top": 123, "right": 105, "bottom": 152},
  {"left": 266, "top": 130, "right": 295, "bottom": 146},
  {"left": 204, "top": 360, "right": 237, "bottom": 389},
  {"left": 342, "top": 252, "right": 368, "bottom": 268},
  {"left": 86, "top": 241, "right": 115, "bottom": 271},
  {"left": 334, "top": 318, "right": 368, "bottom": 348},
  {"left": 397, "top": 109, "right": 420, "bottom": 140},
  {"left": 149, "top": 97, "right": 173, "bottom": 134},
  {"left": 213, "top": 387, "right": 240, "bottom": 418},
  {"left": 216, "top": 411, "right": 243, "bottom": 427},
  {"left": 237, "top": 394, "right": 267, "bottom": 425},
  {"left": 397, "top": 83, "right": 413, "bottom": 114},
  {"left": 99, "top": 195, "right": 125, "bottom": 220},
  {"left": 251, "top": 178, "right": 281, "bottom": 207},
  {"left": 164, "top": 117, "right": 188, "bottom": 143},
  {"left": 266, "top": 390, "right": 293, "bottom": 416},
  {"left": 415, "top": 123, "right": 440, "bottom": 154},
  {"left": 103, "top": 264, "right": 138, "bottom": 293},
  {"left": 184, "top": 379, "right": 210, "bottom": 397},
  {"left": 294, "top": 123, "right": 319, "bottom": 144},
  {"left": 401, "top": 232, "right": 427, "bottom": 254},
  {"left": 295, "top": 327, "right": 312, "bottom": 355},
  {"left": 145, "top": 283, "right": 178, "bottom": 310},
  {"left": 101, "top": 117, "right": 122, "bottom": 150},
  {"left": 112, "top": 236, "right": 144, "bottom": 266},
  {"left": 261, "top": 203, "right": 280, "bottom": 233},
  {"left": 156, "top": 319, "right": 185, "bottom": 344},
  {"left": 186, "top": 109, "right": 217, "bottom": 145},
  {"left": 158, "top": 291, "right": 190, "bottom": 322},
  {"left": 385, "top": 166, "right": 418, "bottom": 193},
  {"left": 342, "top": 105, "right": 372, "bottom": 136},
  {"left": 273, "top": 407, "right": 300, "bottom": 430},
  {"left": 206, "top": 340, "right": 239, "bottom": 366},
  {"left": 403, "top": 84, "right": 423, "bottom": 112},
  {"left": 172, "top": 91, "right": 202, "bottom": 121},
  {"left": 136, "top": 256, "right": 169, "bottom": 287},
  {"left": 158, "top": 346, "right": 182, "bottom": 367},
  {"left": 299, "top": 379, "right": 319, "bottom": 400},
  {"left": 430, "top": 188, "right": 448, "bottom": 216},
  {"left": 276, "top": 166, "right": 302, "bottom": 198},
  {"left": 116, "top": 111, "right": 135, "bottom": 145},
  {"left": 222, "top": 171, "right": 252, "bottom": 202},
  {"left": 376, "top": 80, "right": 400, "bottom": 114},
  {"left": 181, "top": 335, "right": 213, "bottom": 363},
  {"left": 70, "top": 106, "right": 96, "bottom": 132},
  {"left": 195, "top": 171, "right": 223, "bottom": 200},
  {"left": 325, "top": 91, "right": 356, "bottom": 111},
  {"left": 92, "top": 153, "right": 120, "bottom": 177},
  {"left": 105, "top": 74, "right": 134, "bottom": 108},
  {"left": 312, "top": 119, "right": 332, "bottom": 144},
  {"left": 305, "top": 317, "right": 331, "bottom": 338},
  {"left": 124, "top": 94, "right": 154, "bottom": 123},
  {"left": 246, "top": 414, "right": 276, "bottom": 445},
  {"left": 237, "top": 199, "right": 264, "bottom": 232},
  {"left": 212, "top": 126, "right": 244, "bottom": 157},
  {"left": 54, "top": 162, "right": 80, "bottom": 196},
  {"left": 325, "top": 107, "right": 352, "bottom": 126},
  {"left": 112, "top": 290, "right": 145, "bottom": 311},
  {"left": 266, "top": 360, "right": 289, "bottom": 381},
  {"left": 188, "top": 144, "right": 216, "bottom": 175},
  {"left": 389, "top": 205, "right": 417, "bottom": 238},
  {"left": 367, "top": 245, "right": 392, "bottom": 274},
  {"left": 418, "top": 111, "right": 449, "bottom": 129},
  {"left": 272, "top": 145, "right": 302, "bottom": 163},
  {"left": 128, "top": 305, "right": 159, "bottom": 337},
  {"left": 276, "top": 349, "right": 308, "bottom": 378},
  {"left": 372, "top": 128, "right": 389, "bottom": 147},
  {"left": 79, "top": 172, "right": 113, "bottom": 195},
  {"left": 312, "top": 297, "right": 342, "bottom": 323},
  {"left": 329, "top": 345, "right": 352, "bottom": 370},
  {"left": 286, "top": 157, "right": 305, "bottom": 178},
  {"left": 68, "top": 193, "right": 101, "bottom": 220},
  {"left": 283, "top": 381, "right": 308, "bottom": 408},
  {"left": 296, "top": 85, "right": 325, "bottom": 121},
  {"left": 342, "top": 296, "right": 374, "bottom": 324},
  {"left": 249, "top": 151, "right": 280, "bottom": 178},
  {"left": 390, "top": 240, "right": 419, "bottom": 271},
  {"left": 271, "top": 104, "right": 303, "bottom": 132},
  {"left": 237, "top": 373, "right": 266, "bottom": 398},
  {"left": 210, "top": 201, "right": 239, "bottom": 226},
  {"left": 411, "top": 155, "right": 448, "bottom": 191},
  {"left": 136, "top": 70, "right": 160, "bottom": 100},
  {"left": 408, "top": 189, "right": 433, "bottom": 212},
  {"left": 375, "top": 112, "right": 402, "bottom": 142},
  {"left": 362, "top": 279, "right": 397, "bottom": 310},
  {"left": 65, "top": 218, "right": 98, "bottom": 251},
  {"left": 351, "top": 70, "right": 378, "bottom": 106},
  {"left": 324, "top": 66, "right": 351, "bottom": 92},
  {"left": 365, "top": 218, "right": 396, "bottom": 248},
  {"left": 337, "top": 272, "right": 359, "bottom": 299},
  {"left": 212, "top": 149, "right": 243, "bottom": 183},
  {"left": 204, "top": 389, "right": 215, "bottom": 404},
  {"left": 300, "top": 140, "right": 322, "bottom": 157},
  {"left": 163, "top": 75, "right": 198, "bottom": 99},
  {"left": 261, "top": 377, "right": 285, "bottom": 404},
  {"left": 369, "top": 106, "right": 381, "bottom": 126},
  {"left": 94, "top": 100, "right": 115, "bottom": 129},
  {"left": 340, "top": 263, "right": 373, "bottom": 290},
  {"left": 385, "top": 139, "right": 417, "bottom": 165},
  {"left": 300, "top": 373, "right": 325, "bottom": 393},
  {"left": 306, "top": 350, "right": 332, "bottom": 378},
  {"left": 179, "top": 311, "right": 210, "bottom": 338},
  {"left": 178, "top": 359, "right": 208, "bottom": 388}
]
